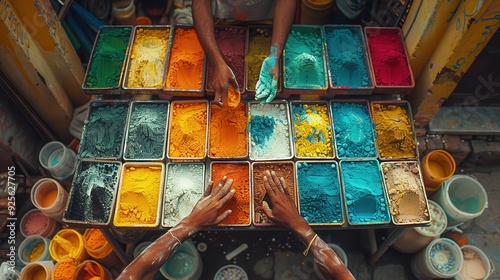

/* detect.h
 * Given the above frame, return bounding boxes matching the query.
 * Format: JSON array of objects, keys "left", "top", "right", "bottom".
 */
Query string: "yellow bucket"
[{"left": 50, "top": 229, "right": 89, "bottom": 262}]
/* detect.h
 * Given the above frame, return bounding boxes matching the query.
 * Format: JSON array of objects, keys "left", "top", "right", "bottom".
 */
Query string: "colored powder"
[
  {"left": 126, "top": 27, "right": 170, "bottom": 88},
  {"left": 125, "top": 102, "right": 168, "bottom": 160},
  {"left": 296, "top": 162, "right": 343, "bottom": 224},
  {"left": 417, "top": 202, "right": 446, "bottom": 236},
  {"left": 325, "top": 27, "right": 371, "bottom": 88},
  {"left": 52, "top": 232, "right": 80, "bottom": 260},
  {"left": 29, "top": 242, "right": 45, "bottom": 262},
  {"left": 40, "top": 187, "right": 57, "bottom": 208},
  {"left": 24, "top": 211, "right": 49, "bottom": 236},
  {"left": 381, "top": 162, "right": 429, "bottom": 224},
  {"left": 165, "top": 28, "right": 204, "bottom": 90},
  {"left": 246, "top": 27, "right": 272, "bottom": 91},
  {"left": 248, "top": 102, "right": 292, "bottom": 160},
  {"left": 168, "top": 102, "right": 207, "bottom": 158},
  {"left": 64, "top": 161, "right": 120, "bottom": 224},
  {"left": 252, "top": 162, "right": 296, "bottom": 225},
  {"left": 116, "top": 165, "right": 163, "bottom": 226},
  {"left": 211, "top": 162, "right": 250, "bottom": 225},
  {"left": 79, "top": 102, "right": 128, "bottom": 159},
  {"left": 366, "top": 30, "right": 412, "bottom": 86},
  {"left": 163, "top": 163, "right": 204, "bottom": 227},
  {"left": 84, "top": 26, "right": 132, "bottom": 89},
  {"left": 209, "top": 102, "right": 247, "bottom": 158},
  {"left": 85, "top": 228, "right": 106, "bottom": 250},
  {"left": 331, "top": 102, "right": 376, "bottom": 158},
  {"left": 430, "top": 242, "right": 458, "bottom": 273},
  {"left": 371, "top": 103, "right": 417, "bottom": 159},
  {"left": 54, "top": 259, "right": 79, "bottom": 280},
  {"left": 77, "top": 261, "right": 104, "bottom": 279},
  {"left": 340, "top": 160, "right": 390, "bottom": 225},
  {"left": 28, "top": 266, "right": 46, "bottom": 280},
  {"left": 461, "top": 248, "right": 487, "bottom": 280},
  {"left": 284, "top": 27, "right": 326, "bottom": 89},
  {"left": 291, "top": 103, "right": 334, "bottom": 158},
  {"left": 227, "top": 84, "right": 241, "bottom": 108},
  {"left": 207, "top": 28, "right": 245, "bottom": 91}
]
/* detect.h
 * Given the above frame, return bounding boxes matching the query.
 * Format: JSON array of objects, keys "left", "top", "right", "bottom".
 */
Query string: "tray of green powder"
[
  {"left": 296, "top": 161, "right": 344, "bottom": 226},
  {"left": 78, "top": 100, "right": 129, "bottom": 160},
  {"left": 290, "top": 101, "right": 335, "bottom": 159},
  {"left": 380, "top": 161, "right": 431, "bottom": 226},
  {"left": 124, "top": 101, "right": 169, "bottom": 162},
  {"left": 330, "top": 100, "right": 377, "bottom": 159},
  {"left": 248, "top": 100, "right": 293, "bottom": 161},
  {"left": 63, "top": 160, "right": 121, "bottom": 226},
  {"left": 370, "top": 100, "right": 418, "bottom": 160},
  {"left": 323, "top": 25, "right": 374, "bottom": 96},
  {"left": 340, "top": 159, "right": 391, "bottom": 225},
  {"left": 82, "top": 25, "right": 133, "bottom": 95},
  {"left": 283, "top": 25, "right": 328, "bottom": 96}
]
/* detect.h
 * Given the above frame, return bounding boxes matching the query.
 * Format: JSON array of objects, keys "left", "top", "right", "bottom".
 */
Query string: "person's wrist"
[{"left": 176, "top": 218, "right": 201, "bottom": 239}]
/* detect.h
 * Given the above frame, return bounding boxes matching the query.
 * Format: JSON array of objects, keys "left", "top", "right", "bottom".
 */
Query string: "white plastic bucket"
[
  {"left": 454, "top": 245, "right": 495, "bottom": 280},
  {"left": 160, "top": 241, "right": 202, "bottom": 280},
  {"left": 412, "top": 238, "right": 464, "bottom": 279},
  {"left": 20, "top": 261, "right": 54, "bottom": 280},
  {"left": 432, "top": 175, "right": 488, "bottom": 227},
  {"left": 31, "top": 178, "right": 68, "bottom": 222},
  {"left": 39, "top": 141, "right": 76, "bottom": 180}
]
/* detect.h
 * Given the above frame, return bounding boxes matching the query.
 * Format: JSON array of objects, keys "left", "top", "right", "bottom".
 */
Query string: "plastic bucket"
[
  {"left": 18, "top": 235, "right": 52, "bottom": 265},
  {"left": 39, "top": 141, "right": 77, "bottom": 180},
  {"left": 50, "top": 229, "right": 89, "bottom": 262},
  {"left": 454, "top": 245, "right": 494, "bottom": 280},
  {"left": 135, "top": 16, "right": 152, "bottom": 25},
  {"left": 20, "top": 208, "right": 59, "bottom": 238},
  {"left": 432, "top": 175, "right": 488, "bottom": 227},
  {"left": 421, "top": 150, "right": 456, "bottom": 192},
  {"left": 411, "top": 238, "right": 464, "bottom": 279},
  {"left": 73, "top": 260, "right": 112, "bottom": 280},
  {"left": 392, "top": 201, "right": 448, "bottom": 254},
  {"left": 31, "top": 178, "right": 69, "bottom": 222},
  {"left": 54, "top": 259, "right": 80, "bottom": 280},
  {"left": 83, "top": 228, "right": 123, "bottom": 270},
  {"left": 314, "top": 243, "right": 348, "bottom": 279},
  {"left": 160, "top": 241, "right": 202, "bottom": 280},
  {"left": 300, "top": 0, "right": 334, "bottom": 25},
  {"left": 112, "top": 0, "right": 136, "bottom": 25},
  {"left": 133, "top": 241, "right": 153, "bottom": 258},
  {"left": 20, "top": 261, "right": 55, "bottom": 280}
]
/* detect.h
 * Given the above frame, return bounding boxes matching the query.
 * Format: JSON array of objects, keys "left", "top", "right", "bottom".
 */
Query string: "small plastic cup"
[{"left": 39, "top": 141, "right": 76, "bottom": 180}]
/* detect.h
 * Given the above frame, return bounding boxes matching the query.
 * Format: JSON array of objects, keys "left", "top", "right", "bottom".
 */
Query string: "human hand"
[
  {"left": 255, "top": 56, "right": 279, "bottom": 103},
  {"left": 212, "top": 63, "right": 240, "bottom": 107}
]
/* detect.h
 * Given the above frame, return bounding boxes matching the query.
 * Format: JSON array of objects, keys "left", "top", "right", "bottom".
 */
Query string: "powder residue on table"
[
  {"left": 325, "top": 27, "right": 371, "bottom": 88},
  {"left": 115, "top": 165, "right": 163, "bottom": 227},
  {"left": 248, "top": 102, "right": 292, "bottom": 160},
  {"left": 64, "top": 161, "right": 120, "bottom": 224},
  {"left": 284, "top": 28, "right": 326, "bottom": 89},
  {"left": 211, "top": 162, "right": 250, "bottom": 225},
  {"left": 165, "top": 28, "right": 204, "bottom": 90},
  {"left": 84, "top": 26, "right": 132, "bottom": 89},
  {"left": 366, "top": 30, "right": 412, "bottom": 86},
  {"left": 291, "top": 103, "right": 334, "bottom": 158},
  {"left": 125, "top": 102, "right": 168, "bottom": 160},
  {"left": 332, "top": 102, "right": 376, "bottom": 158},
  {"left": 126, "top": 27, "right": 170, "bottom": 88},
  {"left": 54, "top": 259, "right": 79, "bottom": 280},
  {"left": 340, "top": 160, "right": 390, "bottom": 225},
  {"left": 207, "top": 28, "right": 245, "bottom": 92},
  {"left": 381, "top": 162, "right": 429, "bottom": 224},
  {"left": 163, "top": 163, "right": 204, "bottom": 227},
  {"left": 85, "top": 228, "right": 106, "bottom": 250},
  {"left": 209, "top": 102, "right": 247, "bottom": 158},
  {"left": 252, "top": 162, "right": 296, "bottom": 225},
  {"left": 460, "top": 248, "right": 487, "bottom": 280},
  {"left": 296, "top": 162, "right": 343, "bottom": 224},
  {"left": 168, "top": 102, "right": 207, "bottom": 158},
  {"left": 79, "top": 102, "right": 128, "bottom": 159},
  {"left": 246, "top": 27, "right": 272, "bottom": 91},
  {"left": 371, "top": 103, "right": 417, "bottom": 159}
]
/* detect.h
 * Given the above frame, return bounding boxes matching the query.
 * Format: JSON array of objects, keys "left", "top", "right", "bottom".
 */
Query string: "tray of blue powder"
[
  {"left": 330, "top": 100, "right": 377, "bottom": 159},
  {"left": 63, "top": 160, "right": 121, "bottom": 226},
  {"left": 340, "top": 159, "right": 390, "bottom": 225},
  {"left": 323, "top": 25, "right": 374, "bottom": 96},
  {"left": 248, "top": 100, "right": 293, "bottom": 161},
  {"left": 124, "top": 101, "right": 169, "bottom": 161},
  {"left": 296, "top": 161, "right": 344, "bottom": 226},
  {"left": 78, "top": 100, "right": 129, "bottom": 160}
]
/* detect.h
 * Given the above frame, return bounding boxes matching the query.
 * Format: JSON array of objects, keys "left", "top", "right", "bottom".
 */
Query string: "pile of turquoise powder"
[
  {"left": 296, "top": 162, "right": 343, "bottom": 224},
  {"left": 340, "top": 160, "right": 390, "bottom": 224},
  {"left": 332, "top": 102, "right": 376, "bottom": 158}
]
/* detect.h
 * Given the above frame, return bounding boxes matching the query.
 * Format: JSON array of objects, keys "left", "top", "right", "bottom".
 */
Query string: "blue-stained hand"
[{"left": 255, "top": 56, "right": 278, "bottom": 104}]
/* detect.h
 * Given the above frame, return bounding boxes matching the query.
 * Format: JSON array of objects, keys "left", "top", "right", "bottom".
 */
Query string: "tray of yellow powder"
[
  {"left": 114, "top": 162, "right": 165, "bottom": 228},
  {"left": 167, "top": 100, "right": 209, "bottom": 161},
  {"left": 123, "top": 26, "right": 172, "bottom": 94},
  {"left": 290, "top": 101, "right": 335, "bottom": 159},
  {"left": 380, "top": 161, "right": 431, "bottom": 226},
  {"left": 210, "top": 161, "right": 251, "bottom": 226},
  {"left": 370, "top": 100, "right": 418, "bottom": 160},
  {"left": 208, "top": 101, "right": 248, "bottom": 160}
]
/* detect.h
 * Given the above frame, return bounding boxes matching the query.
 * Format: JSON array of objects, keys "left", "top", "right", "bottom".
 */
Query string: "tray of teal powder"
[
  {"left": 340, "top": 159, "right": 390, "bottom": 225},
  {"left": 296, "top": 161, "right": 344, "bottom": 226},
  {"left": 78, "top": 100, "right": 129, "bottom": 160}
]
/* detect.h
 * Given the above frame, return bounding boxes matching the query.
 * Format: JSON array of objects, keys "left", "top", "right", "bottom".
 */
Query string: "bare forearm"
[
  {"left": 271, "top": 0, "right": 296, "bottom": 58},
  {"left": 193, "top": 0, "right": 224, "bottom": 65}
]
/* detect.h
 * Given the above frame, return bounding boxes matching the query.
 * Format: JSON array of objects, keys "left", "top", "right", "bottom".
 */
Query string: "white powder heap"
[{"left": 417, "top": 201, "right": 447, "bottom": 236}]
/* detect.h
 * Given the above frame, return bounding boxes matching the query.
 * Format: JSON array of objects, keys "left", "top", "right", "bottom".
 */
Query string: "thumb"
[{"left": 262, "top": 201, "right": 273, "bottom": 218}]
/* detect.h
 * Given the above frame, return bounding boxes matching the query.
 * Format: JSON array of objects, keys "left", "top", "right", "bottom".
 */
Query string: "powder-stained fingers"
[
  {"left": 270, "top": 171, "right": 284, "bottom": 193},
  {"left": 214, "top": 178, "right": 233, "bottom": 200},
  {"left": 204, "top": 181, "right": 214, "bottom": 197},
  {"left": 264, "top": 79, "right": 278, "bottom": 103},
  {"left": 279, "top": 177, "right": 290, "bottom": 196},
  {"left": 263, "top": 174, "right": 276, "bottom": 198},
  {"left": 212, "top": 176, "right": 227, "bottom": 194},
  {"left": 264, "top": 170, "right": 278, "bottom": 196},
  {"left": 215, "top": 90, "right": 224, "bottom": 107}
]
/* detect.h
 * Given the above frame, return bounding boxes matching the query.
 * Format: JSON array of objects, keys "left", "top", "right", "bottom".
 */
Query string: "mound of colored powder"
[
  {"left": 85, "top": 228, "right": 106, "bottom": 250},
  {"left": 246, "top": 27, "right": 272, "bottom": 91},
  {"left": 291, "top": 103, "right": 334, "bottom": 158},
  {"left": 168, "top": 101, "right": 207, "bottom": 159},
  {"left": 54, "top": 259, "right": 79, "bottom": 280},
  {"left": 209, "top": 102, "right": 247, "bottom": 158},
  {"left": 296, "top": 162, "right": 343, "bottom": 224}
]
